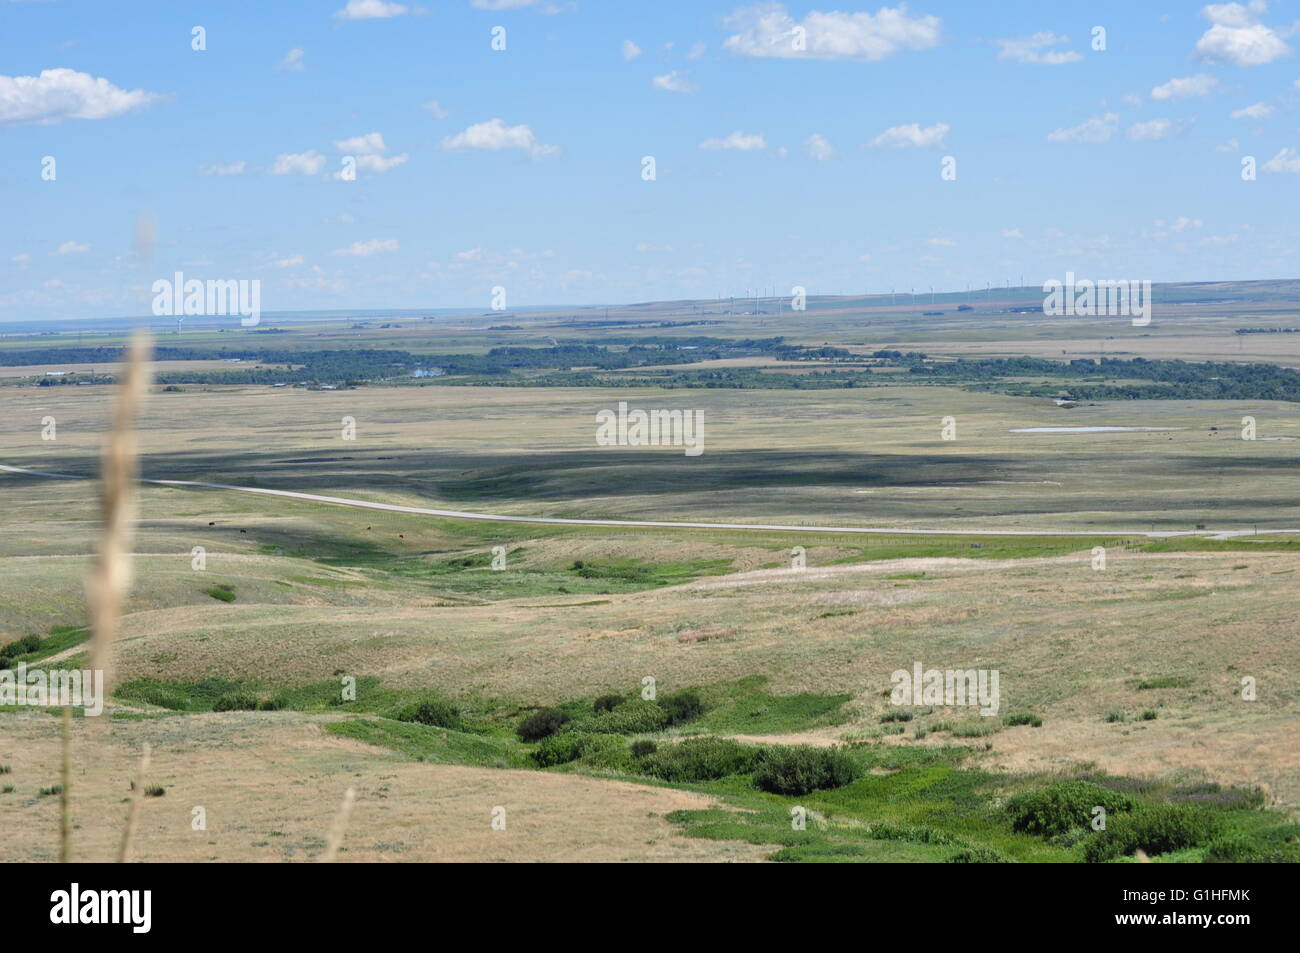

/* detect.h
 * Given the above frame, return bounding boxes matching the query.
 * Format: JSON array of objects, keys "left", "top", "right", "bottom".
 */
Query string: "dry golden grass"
[{"left": 0, "top": 711, "right": 764, "bottom": 863}]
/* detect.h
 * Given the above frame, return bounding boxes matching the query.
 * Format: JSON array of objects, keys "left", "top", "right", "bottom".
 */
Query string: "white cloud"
[
  {"left": 1047, "top": 112, "right": 1117, "bottom": 143},
  {"left": 927, "top": 237, "right": 956, "bottom": 246},
  {"left": 652, "top": 70, "right": 694, "bottom": 92},
  {"left": 688, "top": 42, "right": 708, "bottom": 60},
  {"left": 1195, "top": 2, "right": 1289, "bottom": 66},
  {"left": 1216, "top": 137, "right": 1241, "bottom": 151},
  {"left": 199, "top": 160, "right": 246, "bottom": 176},
  {"left": 1001, "top": 228, "right": 1023, "bottom": 239},
  {"left": 422, "top": 99, "right": 449, "bottom": 119},
  {"left": 1151, "top": 73, "right": 1218, "bottom": 100},
  {"left": 1169, "top": 216, "right": 1203, "bottom": 231},
  {"left": 1231, "top": 101, "right": 1274, "bottom": 119},
  {"left": 333, "top": 0, "right": 408, "bottom": 20},
  {"left": 0, "top": 68, "right": 165, "bottom": 125},
  {"left": 56, "top": 241, "right": 89, "bottom": 255},
  {"left": 277, "top": 48, "right": 305, "bottom": 71},
  {"left": 271, "top": 150, "right": 326, "bottom": 175},
  {"left": 806, "top": 133, "right": 834, "bottom": 160},
  {"left": 870, "top": 122, "right": 948, "bottom": 148},
  {"left": 699, "top": 130, "right": 767, "bottom": 150},
  {"left": 1127, "top": 118, "right": 1188, "bottom": 141},
  {"left": 335, "top": 132, "right": 388, "bottom": 154},
  {"left": 11, "top": 253, "right": 32, "bottom": 265},
  {"left": 1263, "top": 146, "right": 1300, "bottom": 172},
  {"left": 275, "top": 255, "right": 305, "bottom": 268},
  {"left": 994, "top": 32, "right": 1081, "bottom": 65},
  {"left": 722, "top": 2, "right": 941, "bottom": 62},
  {"left": 441, "top": 118, "right": 558, "bottom": 158},
  {"left": 331, "top": 238, "right": 399, "bottom": 257},
  {"left": 354, "top": 154, "right": 409, "bottom": 172},
  {"left": 472, "top": 0, "right": 549, "bottom": 8},
  {"left": 621, "top": 40, "right": 642, "bottom": 61}
]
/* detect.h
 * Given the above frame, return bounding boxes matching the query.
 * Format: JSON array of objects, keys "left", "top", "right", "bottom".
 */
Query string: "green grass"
[
  {"left": 1137, "top": 676, "right": 1194, "bottom": 690},
  {"left": 686, "top": 676, "right": 852, "bottom": 735},
  {"left": 0, "top": 625, "right": 90, "bottom": 667},
  {"left": 324, "top": 717, "right": 528, "bottom": 767}
]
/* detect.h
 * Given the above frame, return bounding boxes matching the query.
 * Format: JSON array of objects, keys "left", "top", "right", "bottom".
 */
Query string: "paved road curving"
[{"left": 0, "top": 463, "right": 1283, "bottom": 539}]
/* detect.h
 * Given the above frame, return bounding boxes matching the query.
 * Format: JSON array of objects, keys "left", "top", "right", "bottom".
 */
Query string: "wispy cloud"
[
  {"left": 442, "top": 118, "right": 558, "bottom": 158},
  {"left": 699, "top": 130, "right": 767, "bottom": 150},
  {"left": 722, "top": 2, "right": 941, "bottom": 62},
  {"left": 870, "top": 122, "right": 948, "bottom": 148},
  {"left": 994, "top": 32, "right": 1080, "bottom": 65}
]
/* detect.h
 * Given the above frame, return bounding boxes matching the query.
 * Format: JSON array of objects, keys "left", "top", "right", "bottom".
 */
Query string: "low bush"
[
  {"left": 1003, "top": 712, "right": 1042, "bottom": 727},
  {"left": 660, "top": 690, "right": 704, "bottom": 726},
  {"left": 394, "top": 696, "right": 462, "bottom": 730},
  {"left": 571, "top": 699, "right": 669, "bottom": 735},
  {"left": 1083, "top": 804, "right": 1225, "bottom": 863},
  {"left": 1004, "top": 780, "right": 1137, "bottom": 838},
  {"left": 212, "top": 691, "right": 261, "bottom": 712},
  {"left": 517, "top": 707, "right": 571, "bottom": 742},
  {"left": 753, "top": 745, "right": 860, "bottom": 796},
  {"left": 642, "top": 737, "right": 762, "bottom": 783},
  {"left": 630, "top": 739, "right": 658, "bottom": 759},
  {"left": 593, "top": 693, "right": 623, "bottom": 713}
]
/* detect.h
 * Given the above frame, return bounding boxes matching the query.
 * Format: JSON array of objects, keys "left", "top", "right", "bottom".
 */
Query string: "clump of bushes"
[
  {"left": 1003, "top": 712, "right": 1042, "bottom": 728},
  {"left": 630, "top": 739, "right": 658, "bottom": 759},
  {"left": 532, "top": 732, "right": 631, "bottom": 770},
  {"left": 395, "top": 696, "right": 462, "bottom": 730},
  {"left": 206, "top": 585, "right": 236, "bottom": 603},
  {"left": 212, "top": 691, "right": 261, "bottom": 712},
  {"left": 593, "top": 693, "right": 623, "bottom": 713},
  {"left": 660, "top": 690, "right": 704, "bottom": 726},
  {"left": 571, "top": 699, "right": 670, "bottom": 735},
  {"left": 517, "top": 707, "right": 571, "bottom": 742},
  {"left": 1004, "top": 780, "right": 1137, "bottom": 838},
  {"left": 880, "top": 710, "right": 912, "bottom": 723},
  {"left": 0, "top": 634, "right": 42, "bottom": 666},
  {"left": 1083, "top": 804, "right": 1225, "bottom": 863},
  {"left": 753, "top": 745, "right": 859, "bottom": 796},
  {"left": 641, "top": 736, "right": 762, "bottom": 782},
  {"left": 144, "top": 785, "right": 166, "bottom": 798},
  {"left": 1140, "top": 709, "right": 1158, "bottom": 721}
]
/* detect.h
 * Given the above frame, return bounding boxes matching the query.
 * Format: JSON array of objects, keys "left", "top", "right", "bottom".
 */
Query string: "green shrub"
[
  {"left": 1140, "top": 709, "right": 1158, "bottom": 721},
  {"left": 206, "top": 585, "right": 236, "bottom": 603},
  {"left": 660, "top": 690, "right": 704, "bottom": 726},
  {"left": 880, "top": 710, "right": 913, "bottom": 723},
  {"left": 212, "top": 691, "right": 261, "bottom": 712},
  {"left": 394, "top": 696, "right": 461, "bottom": 730},
  {"left": 593, "top": 693, "right": 623, "bottom": 713},
  {"left": 1003, "top": 712, "right": 1042, "bottom": 727},
  {"left": 1204, "top": 826, "right": 1300, "bottom": 863},
  {"left": 144, "top": 785, "right": 166, "bottom": 797},
  {"left": 1106, "top": 711, "right": 1126, "bottom": 723},
  {"left": 1138, "top": 676, "right": 1192, "bottom": 690},
  {"left": 571, "top": 699, "right": 669, "bottom": 735},
  {"left": 1084, "top": 804, "right": 1225, "bottom": 863},
  {"left": 257, "top": 697, "right": 283, "bottom": 711},
  {"left": 1004, "top": 781, "right": 1137, "bottom": 838},
  {"left": 630, "top": 739, "right": 658, "bottom": 759},
  {"left": 517, "top": 707, "right": 571, "bottom": 742},
  {"left": 533, "top": 732, "right": 591, "bottom": 767},
  {"left": 577, "top": 734, "right": 632, "bottom": 770},
  {"left": 642, "top": 736, "right": 762, "bottom": 782},
  {"left": 753, "top": 745, "right": 860, "bottom": 796},
  {"left": 0, "top": 634, "right": 42, "bottom": 664}
]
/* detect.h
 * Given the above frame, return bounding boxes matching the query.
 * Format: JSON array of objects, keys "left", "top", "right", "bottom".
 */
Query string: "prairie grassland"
[
  {"left": 3, "top": 382, "right": 1298, "bottom": 531},
  {"left": 0, "top": 710, "right": 765, "bottom": 863}
]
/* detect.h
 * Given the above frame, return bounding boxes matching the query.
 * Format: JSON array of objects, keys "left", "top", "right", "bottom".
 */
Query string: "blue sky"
[{"left": 2, "top": 0, "right": 1299, "bottom": 321}]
